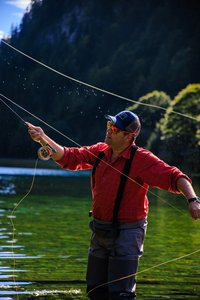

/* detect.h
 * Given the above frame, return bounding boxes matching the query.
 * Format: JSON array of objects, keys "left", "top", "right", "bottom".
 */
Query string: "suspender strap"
[
  {"left": 92, "top": 151, "right": 105, "bottom": 177},
  {"left": 112, "top": 146, "right": 138, "bottom": 225},
  {"left": 92, "top": 146, "right": 138, "bottom": 225}
]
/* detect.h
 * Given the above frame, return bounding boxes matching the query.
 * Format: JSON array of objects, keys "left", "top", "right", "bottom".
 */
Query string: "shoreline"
[
  {"left": 0, "top": 158, "right": 59, "bottom": 169},
  {"left": 0, "top": 158, "right": 199, "bottom": 178}
]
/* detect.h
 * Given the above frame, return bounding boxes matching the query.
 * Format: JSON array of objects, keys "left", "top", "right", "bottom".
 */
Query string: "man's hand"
[
  {"left": 26, "top": 122, "right": 45, "bottom": 142},
  {"left": 176, "top": 178, "right": 200, "bottom": 220},
  {"left": 188, "top": 201, "right": 200, "bottom": 220},
  {"left": 25, "top": 122, "right": 65, "bottom": 161}
]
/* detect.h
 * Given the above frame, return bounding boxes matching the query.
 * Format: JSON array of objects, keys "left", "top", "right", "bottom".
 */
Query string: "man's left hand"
[{"left": 189, "top": 202, "right": 200, "bottom": 220}]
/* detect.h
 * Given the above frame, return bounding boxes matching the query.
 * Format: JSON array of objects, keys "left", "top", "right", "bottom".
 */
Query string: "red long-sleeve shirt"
[{"left": 56, "top": 142, "right": 191, "bottom": 223}]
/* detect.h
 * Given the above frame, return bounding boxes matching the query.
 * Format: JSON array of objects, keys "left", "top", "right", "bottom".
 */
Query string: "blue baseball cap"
[{"left": 105, "top": 110, "right": 141, "bottom": 136}]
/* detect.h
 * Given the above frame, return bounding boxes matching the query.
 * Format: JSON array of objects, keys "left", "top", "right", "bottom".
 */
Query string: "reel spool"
[
  {"left": 38, "top": 146, "right": 52, "bottom": 160},
  {"left": 37, "top": 145, "right": 56, "bottom": 161}
]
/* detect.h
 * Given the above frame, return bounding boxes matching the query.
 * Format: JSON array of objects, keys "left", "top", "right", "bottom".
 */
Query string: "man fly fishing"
[{"left": 27, "top": 110, "right": 200, "bottom": 300}]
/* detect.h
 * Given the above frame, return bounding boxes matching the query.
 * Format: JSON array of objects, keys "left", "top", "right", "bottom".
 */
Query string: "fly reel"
[{"left": 37, "top": 144, "right": 56, "bottom": 161}]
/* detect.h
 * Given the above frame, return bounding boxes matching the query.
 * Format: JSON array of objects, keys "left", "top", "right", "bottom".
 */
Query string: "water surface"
[{"left": 0, "top": 170, "right": 199, "bottom": 299}]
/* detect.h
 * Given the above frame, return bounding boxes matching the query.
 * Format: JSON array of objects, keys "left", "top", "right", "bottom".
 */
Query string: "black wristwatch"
[{"left": 188, "top": 197, "right": 200, "bottom": 204}]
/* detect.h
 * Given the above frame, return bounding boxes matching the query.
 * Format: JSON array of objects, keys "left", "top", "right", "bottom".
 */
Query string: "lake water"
[
  {"left": 0, "top": 168, "right": 199, "bottom": 299},
  {"left": 0, "top": 167, "right": 91, "bottom": 196}
]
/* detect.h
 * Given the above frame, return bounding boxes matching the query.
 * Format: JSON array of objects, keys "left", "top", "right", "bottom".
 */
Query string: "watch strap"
[{"left": 188, "top": 197, "right": 200, "bottom": 204}]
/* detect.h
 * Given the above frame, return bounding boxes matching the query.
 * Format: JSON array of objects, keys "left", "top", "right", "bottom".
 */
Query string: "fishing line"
[
  {"left": 0, "top": 92, "right": 197, "bottom": 298},
  {"left": 0, "top": 41, "right": 199, "bottom": 294},
  {"left": 2, "top": 92, "right": 199, "bottom": 296},
  {"left": 9, "top": 158, "right": 38, "bottom": 300},
  {"left": 87, "top": 247, "right": 200, "bottom": 296},
  {"left": 1, "top": 40, "right": 198, "bottom": 121},
  {"left": 0, "top": 92, "right": 192, "bottom": 296},
  {"left": 1, "top": 95, "right": 191, "bottom": 299},
  {"left": 0, "top": 92, "right": 186, "bottom": 214}
]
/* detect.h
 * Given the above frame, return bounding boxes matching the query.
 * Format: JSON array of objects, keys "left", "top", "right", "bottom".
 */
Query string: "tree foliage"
[
  {"left": 159, "top": 84, "right": 200, "bottom": 171},
  {"left": 128, "top": 91, "right": 171, "bottom": 152}
]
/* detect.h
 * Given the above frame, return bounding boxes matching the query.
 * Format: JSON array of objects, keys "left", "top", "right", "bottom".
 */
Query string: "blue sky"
[{"left": 0, "top": 0, "right": 31, "bottom": 39}]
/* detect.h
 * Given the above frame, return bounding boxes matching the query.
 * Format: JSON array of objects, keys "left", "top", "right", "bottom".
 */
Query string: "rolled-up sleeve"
[
  {"left": 135, "top": 149, "right": 192, "bottom": 193},
  {"left": 55, "top": 143, "right": 107, "bottom": 171}
]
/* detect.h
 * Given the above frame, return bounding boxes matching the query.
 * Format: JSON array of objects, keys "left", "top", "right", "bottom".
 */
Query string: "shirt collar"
[
  {"left": 120, "top": 143, "right": 136, "bottom": 159},
  {"left": 104, "top": 142, "right": 136, "bottom": 160}
]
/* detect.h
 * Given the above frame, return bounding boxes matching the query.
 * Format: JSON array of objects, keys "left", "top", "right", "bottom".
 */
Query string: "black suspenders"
[
  {"left": 112, "top": 145, "right": 138, "bottom": 225},
  {"left": 92, "top": 151, "right": 105, "bottom": 177},
  {"left": 92, "top": 146, "right": 138, "bottom": 224}
]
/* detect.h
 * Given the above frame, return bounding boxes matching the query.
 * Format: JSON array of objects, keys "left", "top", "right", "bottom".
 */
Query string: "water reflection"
[
  {"left": 0, "top": 177, "right": 16, "bottom": 195},
  {"left": 0, "top": 169, "right": 199, "bottom": 300},
  {"left": 0, "top": 200, "right": 37, "bottom": 298}
]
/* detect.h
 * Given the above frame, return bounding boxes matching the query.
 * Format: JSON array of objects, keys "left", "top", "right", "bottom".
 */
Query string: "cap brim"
[{"left": 105, "top": 114, "right": 116, "bottom": 123}]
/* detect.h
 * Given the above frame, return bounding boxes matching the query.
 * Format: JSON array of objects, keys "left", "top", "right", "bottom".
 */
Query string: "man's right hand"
[
  {"left": 26, "top": 122, "right": 45, "bottom": 142},
  {"left": 25, "top": 122, "right": 65, "bottom": 161}
]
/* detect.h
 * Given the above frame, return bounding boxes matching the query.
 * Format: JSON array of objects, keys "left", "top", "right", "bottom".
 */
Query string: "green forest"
[{"left": 0, "top": 0, "right": 199, "bottom": 172}]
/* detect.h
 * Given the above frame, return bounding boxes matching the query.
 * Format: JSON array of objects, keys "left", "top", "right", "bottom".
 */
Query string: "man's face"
[{"left": 105, "top": 121, "right": 129, "bottom": 149}]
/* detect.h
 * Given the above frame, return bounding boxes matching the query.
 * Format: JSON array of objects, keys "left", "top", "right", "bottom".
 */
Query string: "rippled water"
[
  {"left": 0, "top": 169, "right": 199, "bottom": 299},
  {"left": 0, "top": 169, "right": 90, "bottom": 299}
]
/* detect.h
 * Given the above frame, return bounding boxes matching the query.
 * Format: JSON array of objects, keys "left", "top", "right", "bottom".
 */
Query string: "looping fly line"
[
  {"left": 0, "top": 39, "right": 199, "bottom": 296},
  {"left": 0, "top": 92, "right": 187, "bottom": 214},
  {"left": 1, "top": 92, "right": 198, "bottom": 297},
  {"left": 1, "top": 40, "right": 198, "bottom": 121}
]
